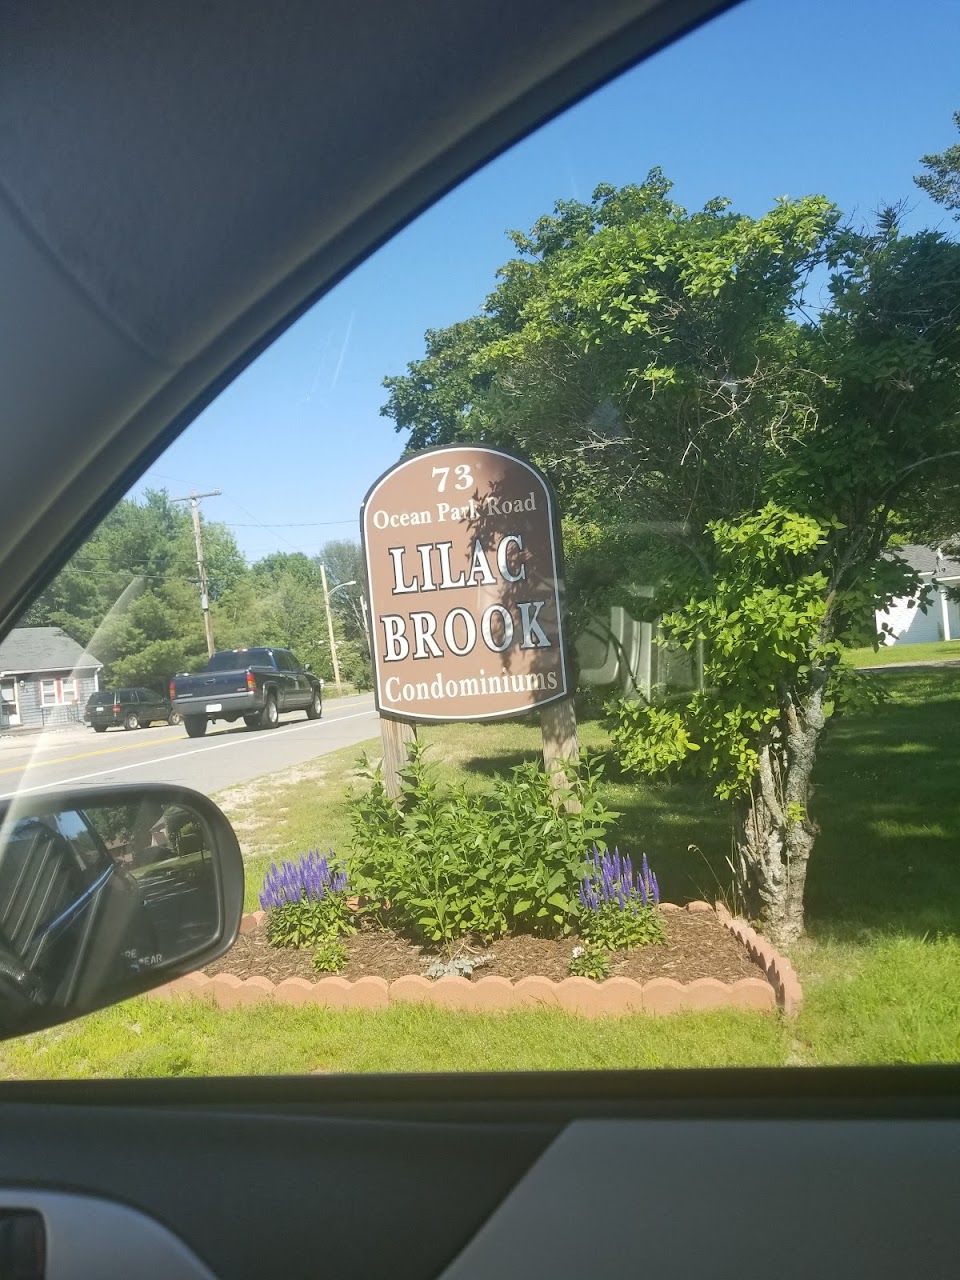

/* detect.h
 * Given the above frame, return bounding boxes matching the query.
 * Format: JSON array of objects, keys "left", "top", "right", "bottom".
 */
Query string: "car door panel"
[
  {"left": 0, "top": 1070, "right": 957, "bottom": 1280},
  {"left": 0, "top": 1099, "right": 553, "bottom": 1280}
]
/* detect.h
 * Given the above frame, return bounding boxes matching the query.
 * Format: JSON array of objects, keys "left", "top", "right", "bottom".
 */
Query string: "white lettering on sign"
[
  {"left": 518, "top": 600, "right": 550, "bottom": 649},
  {"left": 362, "top": 446, "right": 569, "bottom": 722},
  {"left": 480, "top": 604, "right": 513, "bottom": 652},
  {"left": 467, "top": 541, "right": 497, "bottom": 587},
  {"left": 443, "top": 608, "right": 476, "bottom": 656},
  {"left": 384, "top": 668, "right": 561, "bottom": 703},
  {"left": 387, "top": 535, "right": 527, "bottom": 595},
  {"left": 380, "top": 600, "right": 548, "bottom": 661},
  {"left": 373, "top": 508, "right": 433, "bottom": 530}
]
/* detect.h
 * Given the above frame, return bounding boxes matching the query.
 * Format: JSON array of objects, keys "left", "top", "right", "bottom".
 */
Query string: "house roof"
[
  {"left": 0, "top": 626, "right": 102, "bottom": 675},
  {"left": 885, "top": 544, "right": 960, "bottom": 578}
]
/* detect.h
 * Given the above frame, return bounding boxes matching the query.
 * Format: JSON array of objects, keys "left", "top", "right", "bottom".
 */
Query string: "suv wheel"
[
  {"left": 123, "top": 711, "right": 140, "bottom": 731},
  {"left": 167, "top": 711, "right": 182, "bottom": 726}
]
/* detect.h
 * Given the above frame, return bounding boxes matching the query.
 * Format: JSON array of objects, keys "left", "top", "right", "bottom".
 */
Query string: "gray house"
[{"left": 0, "top": 627, "right": 102, "bottom": 729}]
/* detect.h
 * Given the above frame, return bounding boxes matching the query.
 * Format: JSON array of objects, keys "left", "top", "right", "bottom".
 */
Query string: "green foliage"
[
  {"left": 610, "top": 703, "right": 700, "bottom": 778},
  {"left": 609, "top": 503, "right": 918, "bottom": 804},
  {"left": 312, "top": 939, "right": 350, "bottom": 974},
  {"left": 580, "top": 903, "right": 665, "bottom": 951},
  {"left": 915, "top": 109, "right": 960, "bottom": 219},
  {"left": 24, "top": 492, "right": 372, "bottom": 691},
  {"left": 349, "top": 745, "right": 617, "bottom": 948},
  {"left": 381, "top": 172, "right": 960, "bottom": 921},
  {"left": 568, "top": 943, "right": 611, "bottom": 980},
  {"left": 265, "top": 899, "right": 355, "bottom": 949}
]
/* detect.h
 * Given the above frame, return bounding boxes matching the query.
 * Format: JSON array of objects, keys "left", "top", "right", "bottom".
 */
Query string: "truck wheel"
[
  {"left": 184, "top": 715, "right": 207, "bottom": 738},
  {"left": 258, "top": 693, "right": 279, "bottom": 729},
  {"left": 306, "top": 689, "right": 322, "bottom": 720},
  {"left": 93, "top": 725, "right": 108, "bottom": 733},
  {"left": 123, "top": 711, "right": 140, "bottom": 731},
  {"left": 243, "top": 714, "right": 260, "bottom": 729}
]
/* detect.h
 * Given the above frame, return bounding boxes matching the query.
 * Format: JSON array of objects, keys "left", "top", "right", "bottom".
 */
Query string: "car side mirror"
[
  {"left": 0, "top": 784, "right": 243, "bottom": 1039},
  {"left": 304, "top": 662, "right": 312, "bottom": 672}
]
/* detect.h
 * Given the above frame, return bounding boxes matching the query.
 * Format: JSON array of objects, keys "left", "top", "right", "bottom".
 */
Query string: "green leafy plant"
[
  {"left": 349, "top": 746, "right": 618, "bottom": 949},
  {"left": 312, "top": 939, "right": 349, "bottom": 974},
  {"left": 578, "top": 846, "right": 666, "bottom": 950},
  {"left": 260, "top": 851, "right": 355, "bottom": 949},
  {"left": 568, "top": 943, "right": 611, "bottom": 980}
]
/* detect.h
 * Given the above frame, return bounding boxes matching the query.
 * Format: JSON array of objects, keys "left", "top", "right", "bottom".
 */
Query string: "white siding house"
[{"left": 875, "top": 546, "right": 960, "bottom": 646}]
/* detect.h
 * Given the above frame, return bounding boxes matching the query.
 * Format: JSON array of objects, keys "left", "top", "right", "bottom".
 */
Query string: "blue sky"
[{"left": 135, "top": 0, "right": 960, "bottom": 562}]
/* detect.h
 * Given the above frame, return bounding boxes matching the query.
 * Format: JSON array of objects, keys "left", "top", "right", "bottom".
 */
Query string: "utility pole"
[
  {"left": 318, "top": 562, "right": 343, "bottom": 696},
  {"left": 172, "top": 490, "right": 221, "bottom": 657}
]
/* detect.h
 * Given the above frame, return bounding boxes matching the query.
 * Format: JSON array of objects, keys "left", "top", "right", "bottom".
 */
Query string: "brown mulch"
[{"left": 203, "top": 911, "right": 763, "bottom": 985}]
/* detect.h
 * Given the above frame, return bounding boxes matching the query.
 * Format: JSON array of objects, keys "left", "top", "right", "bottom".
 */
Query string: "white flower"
[{"left": 571, "top": 945, "right": 584, "bottom": 959}]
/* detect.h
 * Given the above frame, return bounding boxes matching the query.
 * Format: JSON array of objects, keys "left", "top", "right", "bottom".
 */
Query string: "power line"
[{"left": 222, "top": 519, "right": 358, "bottom": 528}]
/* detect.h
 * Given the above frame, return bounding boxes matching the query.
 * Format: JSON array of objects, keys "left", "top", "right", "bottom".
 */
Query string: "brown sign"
[{"left": 361, "top": 446, "right": 570, "bottom": 722}]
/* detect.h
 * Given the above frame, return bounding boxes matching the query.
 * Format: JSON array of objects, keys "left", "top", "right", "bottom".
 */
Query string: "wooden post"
[
  {"left": 540, "top": 698, "right": 579, "bottom": 808},
  {"left": 380, "top": 716, "right": 417, "bottom": 800}
]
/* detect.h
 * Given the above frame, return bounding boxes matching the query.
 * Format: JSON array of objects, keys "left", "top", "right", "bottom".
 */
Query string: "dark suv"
[{"left": 84, "top": 688, "right": 180, "bottom": 732}]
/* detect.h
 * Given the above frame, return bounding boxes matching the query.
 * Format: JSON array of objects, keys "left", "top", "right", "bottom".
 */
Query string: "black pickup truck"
[{"left": 169, "top": 648, "right": 323, "bottom": 738}]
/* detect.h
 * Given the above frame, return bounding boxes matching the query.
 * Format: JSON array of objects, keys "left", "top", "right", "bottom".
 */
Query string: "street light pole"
[
  {"left": 318, "top": 563, "right": 344, "bottom": 697},
  {"left": 172, "top": 490, "right": 222, "bottom": 657},
  {"left": 358, "top": 594, "right": 372, "bottom": 657}
]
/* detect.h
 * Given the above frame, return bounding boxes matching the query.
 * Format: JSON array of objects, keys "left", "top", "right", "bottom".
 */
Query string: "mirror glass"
[{"left": 0, "top": 793, "right": 225, "bottom": 1034}]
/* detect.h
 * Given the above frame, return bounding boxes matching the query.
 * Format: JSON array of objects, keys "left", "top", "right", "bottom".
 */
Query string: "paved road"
[{"left": 0, "top": 694, "right": 379, "bottom": 801}]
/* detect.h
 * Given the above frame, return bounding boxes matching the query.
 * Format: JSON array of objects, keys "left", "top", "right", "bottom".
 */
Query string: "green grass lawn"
[
  {"left": 845, "top": 638, "right": 960, "bottom": 668},
  {"left": 3, "top": 669, "right": 960, "bottom": 1077}
]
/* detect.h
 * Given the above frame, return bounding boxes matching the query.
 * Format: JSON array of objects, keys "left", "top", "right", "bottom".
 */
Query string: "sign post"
[{"left": 361, "top": 446, "right": 574, "bottom": 796}]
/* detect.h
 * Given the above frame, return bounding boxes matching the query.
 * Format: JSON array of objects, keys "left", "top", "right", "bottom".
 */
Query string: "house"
[
  {"left": 576, "top": 591, "right": 703, "bottom": 700},
  {"left": 0, "top": 626, "right": 102, "bottom": 729},
  {"left": 875, "top": 545, "right": 960, "bottom": 646}
]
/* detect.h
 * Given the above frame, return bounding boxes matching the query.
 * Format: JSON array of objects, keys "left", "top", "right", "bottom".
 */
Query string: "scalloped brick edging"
[
  {"left": 713, "top": 902, "right": 803, "bottom": 1015},
  {"left": 148, "top": 902, "right": 801, "bottom": 1018}
]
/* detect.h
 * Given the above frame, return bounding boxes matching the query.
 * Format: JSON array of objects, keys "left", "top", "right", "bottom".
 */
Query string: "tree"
[
  {"left": 246, "top": 553, "right": 331, "bottom": 674},
  {"left": 916, "top": 110, "right": 960, "bottom": 218},
  {"left": 316, "top": 541, "right": 372, "bottom": 687},
  {"left": 381, "top": 173, "right": 960, "bottom": 944},
  {"left": 23, "top": 490, "right": 231, "bottom": 688}
]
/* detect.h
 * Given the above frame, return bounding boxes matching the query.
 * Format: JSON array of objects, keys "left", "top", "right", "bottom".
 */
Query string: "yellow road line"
[{"left": 0, "top": 732, "right": 180, "bottom": 777}]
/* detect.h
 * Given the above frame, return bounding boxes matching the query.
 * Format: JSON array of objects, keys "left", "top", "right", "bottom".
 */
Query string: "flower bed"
[{"left": 150, "top": 902, "right": 802, "bottom": 1017}]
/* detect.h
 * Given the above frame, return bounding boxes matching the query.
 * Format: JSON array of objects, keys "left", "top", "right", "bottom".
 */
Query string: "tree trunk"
[{"left": 733, "top": 678, "right": 826, "bottom": 948}]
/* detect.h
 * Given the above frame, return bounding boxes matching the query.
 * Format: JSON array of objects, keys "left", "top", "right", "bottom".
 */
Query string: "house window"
[{"left": 40, "top": 677, "right": 78, "bottom": 706}]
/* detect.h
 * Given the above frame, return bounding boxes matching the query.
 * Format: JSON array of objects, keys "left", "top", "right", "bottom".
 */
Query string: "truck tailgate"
[{"left": 173, "top": 671, "right": 250, "bottom": 698}]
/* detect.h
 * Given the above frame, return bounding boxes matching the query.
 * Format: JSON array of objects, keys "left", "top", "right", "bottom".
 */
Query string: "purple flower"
[
  {"left": 259, "top": 849, "right": 349, "bottom": 910},
  {"left": 579, "top": 845, "right": 660, "bottom": 915}
]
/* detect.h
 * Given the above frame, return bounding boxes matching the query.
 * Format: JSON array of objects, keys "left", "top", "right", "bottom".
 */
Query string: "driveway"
[{"left": 0, "top": 693, "right": 379, "bottom": 801}]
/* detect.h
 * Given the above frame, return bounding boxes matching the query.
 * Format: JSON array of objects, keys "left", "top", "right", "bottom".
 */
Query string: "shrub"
[
  {"left": 259, "top": 850, "right": 354, "bottom": 948},
  {"left": 578, "top": 846, "right": 665, "bottom": 951},
  {"left": 568, "top": 943, "right": 611, "bottom": 980},
  {"left": 349, "top": 746, "right": 617, "bottom": 949},
  {"left": 312, "top": 938, "right": 349, "bottom": 974},
  {"left": 608, "top": 700, "right": 700, "bottom": 779}
]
